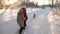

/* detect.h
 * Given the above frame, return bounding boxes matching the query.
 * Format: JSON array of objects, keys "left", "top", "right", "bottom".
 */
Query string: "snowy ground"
[{"left": 0, "top": 7, "right": 52, "bottom": 34}]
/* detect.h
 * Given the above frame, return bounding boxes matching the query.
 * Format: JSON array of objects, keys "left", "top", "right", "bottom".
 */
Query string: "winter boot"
[
  {"left": 19, "top": 27, "right": 25, "bottom": 34},
  {"left": 24, "top": 23, "right": 26, "bottom": 27},
  {"left": 24, "top": 21, "right": 26, "bottom": 27},
  {"left": 19, "top": 27, "right": 23, "bottom": 34}
]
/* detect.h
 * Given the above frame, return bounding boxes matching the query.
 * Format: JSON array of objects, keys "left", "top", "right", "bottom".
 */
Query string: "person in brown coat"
[{"left": 17, "top": 9, "right": 25, "bottom": 34}]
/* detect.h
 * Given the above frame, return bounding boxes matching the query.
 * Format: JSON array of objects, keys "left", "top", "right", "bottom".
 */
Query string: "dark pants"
[
  {"left": 19, "top": 19, "right": 27, "bottom": 33},
  {"left": 24, "top": 20, "right": 27, "bottom": 27}
]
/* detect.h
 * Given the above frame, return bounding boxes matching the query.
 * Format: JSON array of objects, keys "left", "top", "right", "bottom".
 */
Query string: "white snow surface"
[{"left": 0, "top": 7, "right": 52, "bottom": 34}]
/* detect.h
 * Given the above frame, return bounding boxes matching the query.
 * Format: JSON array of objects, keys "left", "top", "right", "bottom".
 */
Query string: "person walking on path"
[
  {"left": 21, "top": 8, "right": 28, "bottom": 27},
  {"left": 17, "top": 9, "right": 25, "bottom": 34}
]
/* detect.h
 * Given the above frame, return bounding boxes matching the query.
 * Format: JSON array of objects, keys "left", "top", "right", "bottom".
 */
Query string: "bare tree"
[
  {"left": 48, "top": 0, "right": 51, "bottom": 7},
  {"left": 52, "top": 0, "right": 54, "bottom": 8},
  {"left": 42, "top": 0, "right": 44, "bottom": 9}
]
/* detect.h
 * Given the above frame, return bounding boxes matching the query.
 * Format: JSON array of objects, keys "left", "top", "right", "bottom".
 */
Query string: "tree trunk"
[{"left": 52, "top": 0, "right": 54, "bottom": 8}]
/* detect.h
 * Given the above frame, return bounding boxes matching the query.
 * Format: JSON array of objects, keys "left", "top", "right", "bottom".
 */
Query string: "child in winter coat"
[
  {"left": 17, "top": 9, "right": 25, "bottom": 34},
  {"left": 21, "top": 8, "right": 28, "bottom": 27}
]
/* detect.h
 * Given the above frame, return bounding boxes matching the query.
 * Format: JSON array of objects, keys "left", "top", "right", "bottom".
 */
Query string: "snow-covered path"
[
  {"left": 0, "top": 7, "right": 52, "bottom": 34},
  {"left": 22, "top": 7, "right": 52, "bottom": 34}
]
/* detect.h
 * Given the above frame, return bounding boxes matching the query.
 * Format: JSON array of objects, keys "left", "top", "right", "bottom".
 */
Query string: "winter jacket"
[
  {"left": 17, "top": 10, "right": 24, "bottom": 27},
  {"left": 22, "top": 8, "right": 28, "bottom": 21}
]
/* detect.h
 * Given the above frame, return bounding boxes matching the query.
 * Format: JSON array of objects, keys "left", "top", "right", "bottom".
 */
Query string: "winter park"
[{"left": 0, "top": 0, "right": 60, "bottom": 34}]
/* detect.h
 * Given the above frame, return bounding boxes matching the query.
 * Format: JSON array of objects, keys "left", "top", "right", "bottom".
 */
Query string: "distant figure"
[
  {"left": 17, "top": 9, "right": 25, "bottom": 34},
  {"left": 21, "top": 8, "right": 28, "bottom": 27},
  {"left": 33, "top": 13, "right": 36, "bottom": 18}
]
